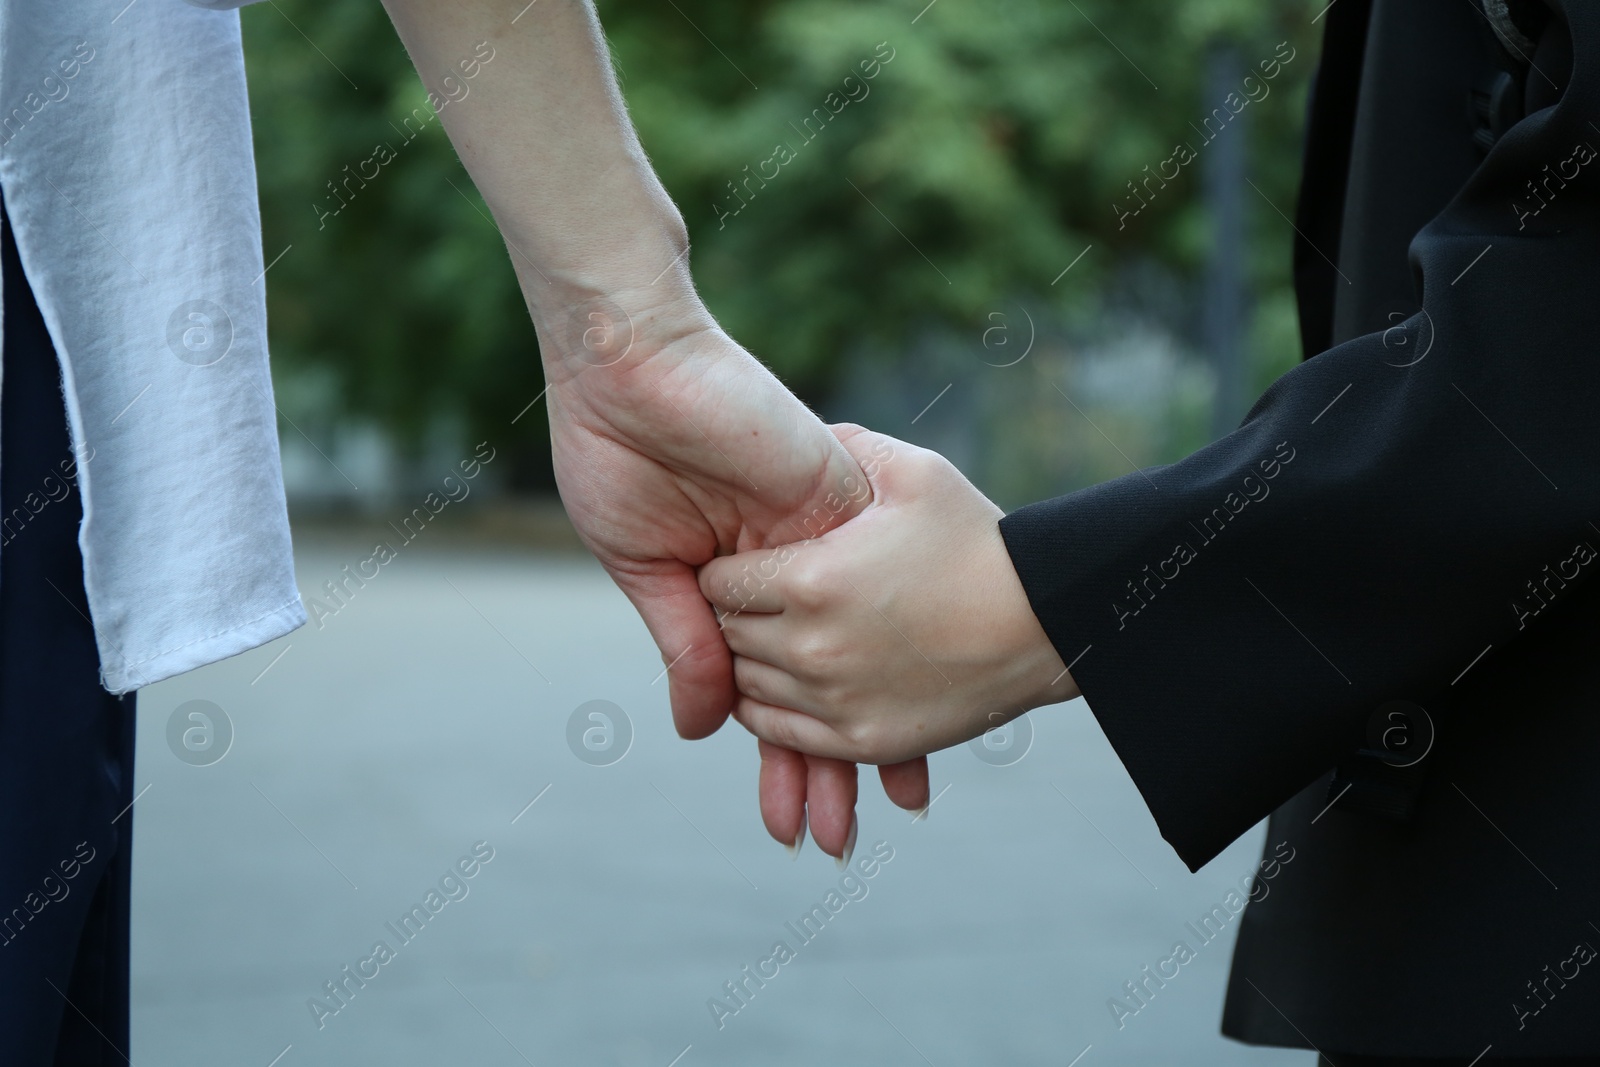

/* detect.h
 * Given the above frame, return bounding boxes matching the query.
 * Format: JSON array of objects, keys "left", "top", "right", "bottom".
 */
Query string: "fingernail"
[
  {"left": 785, "top": 811, "right": 808, "bottom": 860},
  {"left": 835, "top": 814, "right": 858, "bottom": 871}
]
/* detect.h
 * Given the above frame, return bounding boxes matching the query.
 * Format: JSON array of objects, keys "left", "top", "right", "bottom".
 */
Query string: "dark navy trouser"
[{"left": 0, "top": 201, "right": 136, "bottom": 1065}]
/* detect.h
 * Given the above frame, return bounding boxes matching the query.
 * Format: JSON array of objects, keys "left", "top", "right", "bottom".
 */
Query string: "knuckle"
[
  {"left": 791, "top": 629, "right": 842, "bottom": 672},
  {"left": 781, "top": 557, "right": 836, "bottom": 612},
  {"left": 731, "top": 659, "right": 767, "bottom": 704},
  {"left": 759, "top": 706, "right": 800, "bottom": 750},
  {"left": 715, "top": 574, "right": 744, "bottom": 608},
  {"left": 717, "top": 569, "right": 761, "bottom": 612},
  {"left": 904, "top": 445, "right": 952, "bottom": 483},
  {"left": 840, "top": 718, "right": 890, "bottom": 764}
]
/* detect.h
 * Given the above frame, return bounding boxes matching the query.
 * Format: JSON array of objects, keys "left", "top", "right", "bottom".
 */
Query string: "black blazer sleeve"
[{"left": 1000, "top": 3, "right": 1600, "bottom": 873}]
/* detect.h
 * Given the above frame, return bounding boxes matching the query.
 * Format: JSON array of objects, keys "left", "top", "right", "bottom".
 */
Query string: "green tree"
[{"left": 243, "top": 0, "right": 1321, "bottom": 492}]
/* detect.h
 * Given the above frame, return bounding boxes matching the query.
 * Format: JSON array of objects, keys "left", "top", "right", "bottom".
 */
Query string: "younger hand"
[{"left": 698, "top": 425, "right": 1078, "bottom": 766}]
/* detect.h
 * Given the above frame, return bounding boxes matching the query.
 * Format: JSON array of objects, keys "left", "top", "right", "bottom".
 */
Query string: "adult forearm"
[
  {"left": 377, "top": 0, "right": 905, "bottom": 861},
  {"left": 378, "top": 0, "right": 706, "bottom": 352}
]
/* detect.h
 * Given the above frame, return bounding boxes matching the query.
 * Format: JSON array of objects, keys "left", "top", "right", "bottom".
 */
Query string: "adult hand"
[
  {"left": 374, "top": 0, "right": 917, "bottom": 860},
  {"left": 699, "top": 424, "right": 1079, "bottom": 765},
  {"left": 540, "top": 293, "right": 929, "bottom": 859}
]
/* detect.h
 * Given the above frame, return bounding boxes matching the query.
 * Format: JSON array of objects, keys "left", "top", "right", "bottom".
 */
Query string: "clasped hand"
[
  {"left": 698, "top": 424, "right": 1077, "bottom": 823},
  {"left": 545, "top": 289, "right": 1072, "bottom": 866},
  {"left": 543, "top": 291, "right": 932, "bottom": 862}
]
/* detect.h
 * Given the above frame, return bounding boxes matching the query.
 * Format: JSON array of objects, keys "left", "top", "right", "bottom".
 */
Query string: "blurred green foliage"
[{"left": 243, "top": 0, "right": 1322, "bottom": 493}]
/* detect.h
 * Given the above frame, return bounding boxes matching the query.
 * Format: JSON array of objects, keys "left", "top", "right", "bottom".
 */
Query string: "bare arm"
[
  {"left": 374, "top": 0, "right": 930, "bottom": 860},
  {"left": 380, "top": 0, "right": 695, "bottom": 332}
]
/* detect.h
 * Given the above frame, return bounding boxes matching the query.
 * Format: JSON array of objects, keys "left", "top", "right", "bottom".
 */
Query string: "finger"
[
  {"left": 732, "top": 695, "right": 855, "bottom": 761},
  {"left": 878, "top": 757, "right": 930, "bottom": 811},
  {"left": 794, "top": 433, "right": 872, "bottom": 538},
  {"left": 698, "top": 550, "right": 789, "bottom": 614},
  {"left": 718, "top": 608, "right": 798, "bottom": 667},
  {"left": 731, "top": 656, "right": 822, "bottom": 718},
  {"left": 618, "top": 562, "right": 735, "bottom": 740},
  {"left": 804, "top": 755, "right": 859, "bottom": 863},
  {"left": 756, "top": 741, "right": 809, "bottom": 853}
]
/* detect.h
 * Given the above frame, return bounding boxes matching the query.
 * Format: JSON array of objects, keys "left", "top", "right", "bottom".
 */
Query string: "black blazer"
[{"left": 1000, "top": 0, "right": 1600, "bottom": 1055}]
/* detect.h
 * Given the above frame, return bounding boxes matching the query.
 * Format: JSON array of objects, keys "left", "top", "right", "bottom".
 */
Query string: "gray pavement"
[{"left": 129, "top": 535, "right": 1315, "bottom": 1067}]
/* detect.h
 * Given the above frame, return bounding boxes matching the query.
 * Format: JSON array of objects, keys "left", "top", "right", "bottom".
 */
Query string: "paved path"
[{"left": 130, "top": 539, "right": 1314, "bottom": 1067}]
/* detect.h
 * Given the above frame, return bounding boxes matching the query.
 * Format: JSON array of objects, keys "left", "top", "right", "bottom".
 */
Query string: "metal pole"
[{"left": 1202, "top": 43, "right": 1247, "bottom": 441}]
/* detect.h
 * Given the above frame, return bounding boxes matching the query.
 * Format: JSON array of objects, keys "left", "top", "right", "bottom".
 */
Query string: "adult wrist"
[
  {"left": 533, "top": 281, "right": 712, "bottom": 373},
  {"left": 519, "top": 207, "right": 720, "bottom": 377}
]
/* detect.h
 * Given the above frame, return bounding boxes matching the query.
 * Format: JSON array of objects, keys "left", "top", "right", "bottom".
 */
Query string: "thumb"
[{"left": 828, "top": 423, "right": 909, "bottom": 496}]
